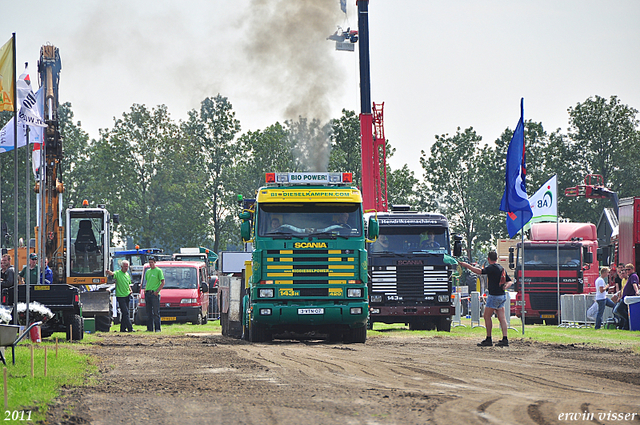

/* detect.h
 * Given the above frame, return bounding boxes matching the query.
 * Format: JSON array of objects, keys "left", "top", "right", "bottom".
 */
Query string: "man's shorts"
[{"left": 485, "top": 294, "right": 507, "bottom": 310}]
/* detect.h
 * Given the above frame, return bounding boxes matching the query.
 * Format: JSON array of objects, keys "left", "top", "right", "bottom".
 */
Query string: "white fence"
[{"left": 560, "top": 294, "right": 615, "bottom": 327}]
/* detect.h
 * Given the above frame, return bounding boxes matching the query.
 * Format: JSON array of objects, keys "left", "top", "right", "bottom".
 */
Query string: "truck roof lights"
[{"left": 266, "top": 172, "right": 352, "bottom": 185}]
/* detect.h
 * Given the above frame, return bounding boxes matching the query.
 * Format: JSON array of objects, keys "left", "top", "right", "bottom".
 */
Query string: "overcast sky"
[{"left": 6, "top": 0, "right": 640, "bottom": 176}]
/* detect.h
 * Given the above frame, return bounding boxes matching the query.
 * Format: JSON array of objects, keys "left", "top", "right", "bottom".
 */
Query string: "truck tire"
[
  {"left": 436, "top": 317, "right": 451, "bottom": 332},
  {"left": 95, "top": 315, "right": 112, "bottom": 332},
  {"left": 202, "top": 312, "right": 208, "bottom": 325},
  {"left": 344, "top": 325, "right": 367, "bottom": 343},
  {"left": 191, "top": 312, "right": 203, "bottom": 325},
  {"left": 66, "top": 314, "right": 84, "bottom": 341},
  {"left": 248, "top": 321, "right": 271, "bottom": 342}
]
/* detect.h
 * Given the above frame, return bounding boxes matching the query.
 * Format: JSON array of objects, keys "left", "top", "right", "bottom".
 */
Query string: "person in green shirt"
[
  {"left": 144, "top": 256, "right": 165, "bottom": 332},
  {"left": 106, "top": 260, "right": 134, "bottom": 332},
  {"left": 19, "top": 253, "right": 40, "bottom": 285}
]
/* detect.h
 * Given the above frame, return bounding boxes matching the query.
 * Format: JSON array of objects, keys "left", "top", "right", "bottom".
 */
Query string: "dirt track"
[{"left": 45, "top": 332, "right": 640, "bottom": 425}]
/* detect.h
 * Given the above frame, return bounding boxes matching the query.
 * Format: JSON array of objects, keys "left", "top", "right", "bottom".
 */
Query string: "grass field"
[
  {"left": 0, "top": 336, "right": 96, "bottom": 423},
  {"left": 0, "top": 320, "right": 222, "bottom": 423},
  {"left": 0, "top": 317, "right": 637, "bottom": 423}
]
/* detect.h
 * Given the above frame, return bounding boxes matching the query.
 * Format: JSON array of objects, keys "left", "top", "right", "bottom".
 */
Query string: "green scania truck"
[{"left": 238, "top": 172, "right": 378, "bottom": 343}]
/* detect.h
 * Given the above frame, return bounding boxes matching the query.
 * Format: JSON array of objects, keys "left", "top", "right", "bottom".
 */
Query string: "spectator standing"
[
  {"left": 1, "top": 254, "right": 15, "bottom": 293},
  {"left": 614, "top": 264, "right": 639, "bottom": 330},
  {"left": 614, "top": 263, "right": 625, "bottom": 294},
  {"left": 594, "top": 267, "right": 616, "bottom": 330},
  {"left": 43, "top": 257, "right": 53, "bottom": 284},
  {"left": 144, "top": 257, "right": 165, "bottom": 332},
  {"left": 19, "top": 253, "right": 40, "bottom": 285},
  {"left": 459, "top": 251, "right": 512, "bottom": 347},
  {"left": 107, "top": 260, "right": 134, "bottom": 332}
]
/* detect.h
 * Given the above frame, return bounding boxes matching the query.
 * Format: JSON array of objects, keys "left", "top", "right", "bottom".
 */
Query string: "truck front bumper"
[
  {"left": 369, "top": 305, "right": 453, "bottom": 317},
  {"left": 250, "top": 301, "right": 368, "bottom": 329},
  {"left": 136, "top": 306, "right": 202, "bottom": 323}
]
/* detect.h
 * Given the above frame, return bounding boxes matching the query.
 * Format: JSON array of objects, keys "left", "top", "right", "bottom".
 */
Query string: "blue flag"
[{"left": 500, "top": 99, "right": 533, "bottom": 238}]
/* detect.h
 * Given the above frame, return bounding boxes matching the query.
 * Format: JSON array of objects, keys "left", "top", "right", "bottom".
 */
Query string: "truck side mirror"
[
  {"left": 508, "top": 247, "right": 514, "bottom": 270},
  {"left": 367, "top": 217, "right": 379, "bottom": 239},
  {"left": 453, "top": 234, "right": 462, "bottom": 257},
  {"left": 200, "top": 281, "right": 209, "bottom": 293},
  {"left": 239, "top": 211, "right": 252, "bottom": 242},
  {"left": 584, "top": 250, "right": 593, "bottom": 264},
  {"left": 112, "top": 214, "right": 120, "bottom": 224}
]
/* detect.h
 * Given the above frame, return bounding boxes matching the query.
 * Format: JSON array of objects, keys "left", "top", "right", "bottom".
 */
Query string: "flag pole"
[
  {"left": 520, "top": 98, "right": 525, "bottom": 336},
  {"left": 556, "top": 176, "right": 560, "bottom": 325},
  {"left": 25, "top": 126, "right": 30, "bottom": 325},
  {"left": 521, "top": 227, "right": 525, "bottom": 334},
  {"left": 11, "top": 33, "right": 19, "bottom": 324}
]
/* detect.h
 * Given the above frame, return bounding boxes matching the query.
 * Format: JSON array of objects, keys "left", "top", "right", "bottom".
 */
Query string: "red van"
[{"left": 134, "top": 261, "right": 209, "bottom": 325}]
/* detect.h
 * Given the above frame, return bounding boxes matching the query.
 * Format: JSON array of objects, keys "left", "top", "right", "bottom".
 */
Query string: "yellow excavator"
[{"left": 5, "top": 45, "right": 118, "bottom": 339}]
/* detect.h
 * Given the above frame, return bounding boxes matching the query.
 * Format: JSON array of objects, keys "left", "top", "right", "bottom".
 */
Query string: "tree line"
[{"left": 0, "top": 94, "right": 638, "bottom": 259}]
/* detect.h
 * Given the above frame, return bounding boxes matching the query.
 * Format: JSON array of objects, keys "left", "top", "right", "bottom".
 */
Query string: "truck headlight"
[
  {"left": 259, "top": 288, "right": 274, "bottom": 298},
  {"left": 370, "top": 294, "right": 383, "bottom": 303},
  {"left": 259, "top": 308, "right": 272, "bottom": 316},
  {"left": 180, "top": 298, "right": 197, "bottom": 304},
  {"left": 350, "top": 307, "right": 363, "bottom": 315},
  {"left": 440, "top": 308, "right": 450, "bottom": 314},
  {"left": 438, "top": 295, "right": 450, "bottom": 303},
  {"left": 370, "top": 308, "right": 380, "bottom": 314},
  {"left": 347, "top": 288, "right": 363, "bottom": 298}
]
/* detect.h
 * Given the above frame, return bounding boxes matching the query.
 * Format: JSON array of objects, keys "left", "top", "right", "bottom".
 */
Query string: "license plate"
[
  {"left": 298, "top": 308, "right": 324, "bottom": 315},
  {"left": 34, "top": 285, "right": 50, "bottom": 290},
  {"left": 161, "top": 316, "right": 176, "bottom": 321},
  {"left": 540, "top": 314, "right": 555, "bottom": 319}
]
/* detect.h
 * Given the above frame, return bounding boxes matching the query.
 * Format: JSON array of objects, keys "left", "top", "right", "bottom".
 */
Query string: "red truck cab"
[
  {"left": 510, "top": 222, "right": 598, "bottom": 325},
  {"left": 134, "top": 261, "right": 210, "bottom": 325}
]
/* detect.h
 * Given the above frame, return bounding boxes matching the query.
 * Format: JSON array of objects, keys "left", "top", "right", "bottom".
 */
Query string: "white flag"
[
  {"left": 0, "top": 84, "right": 45, "bottom": 152},
  {"left": 17, "top": 66, "right": 46, "bottom": 128},
  {"left": 528, "top": 175, "right": 557, "bottom": 223}
]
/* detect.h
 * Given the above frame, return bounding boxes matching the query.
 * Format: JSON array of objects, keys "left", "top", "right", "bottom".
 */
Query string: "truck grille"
[
  {"left": 371, "top": 265, "right": 449, "bottom": 298},
  {"left": 264, "top": 249, "right": 358, "bottom": 285}
]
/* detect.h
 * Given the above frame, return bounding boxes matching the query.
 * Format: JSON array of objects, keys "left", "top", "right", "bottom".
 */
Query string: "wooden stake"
[
  {"left": 44, "top": 347, "right": 47, "bottom": 377},
  {"left": 30, "top": 345, "right": 34, "bottom": 378},
  {"left": 70, "top": 325, "right": 73, "bottom": 342},
  {"left": 3, "top": 367, "right": 7, "bottom": 410}
]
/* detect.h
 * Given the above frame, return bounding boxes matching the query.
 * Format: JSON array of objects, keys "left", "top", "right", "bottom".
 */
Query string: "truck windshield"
[
  {"left": 258, "top": 203, "right": 362, "bottom": 238},
  {"left": 142, "top": 266, "right": 198, "bottom": 290},
  {"left": 370, "top": 227, "right": 449, "bottom": 254},
  {"left": 518, "top": 248, "right": 581, "bottom": 268}
]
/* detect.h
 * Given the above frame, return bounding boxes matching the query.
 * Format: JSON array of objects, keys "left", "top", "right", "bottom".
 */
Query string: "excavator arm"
[{"left": 35, "top": 45, "right": 65, "bottom": 283}]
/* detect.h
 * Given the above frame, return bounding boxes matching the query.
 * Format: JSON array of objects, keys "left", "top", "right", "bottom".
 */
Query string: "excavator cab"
[{"left": 66, "top": 205, "right": 113, "bottom": 283}]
